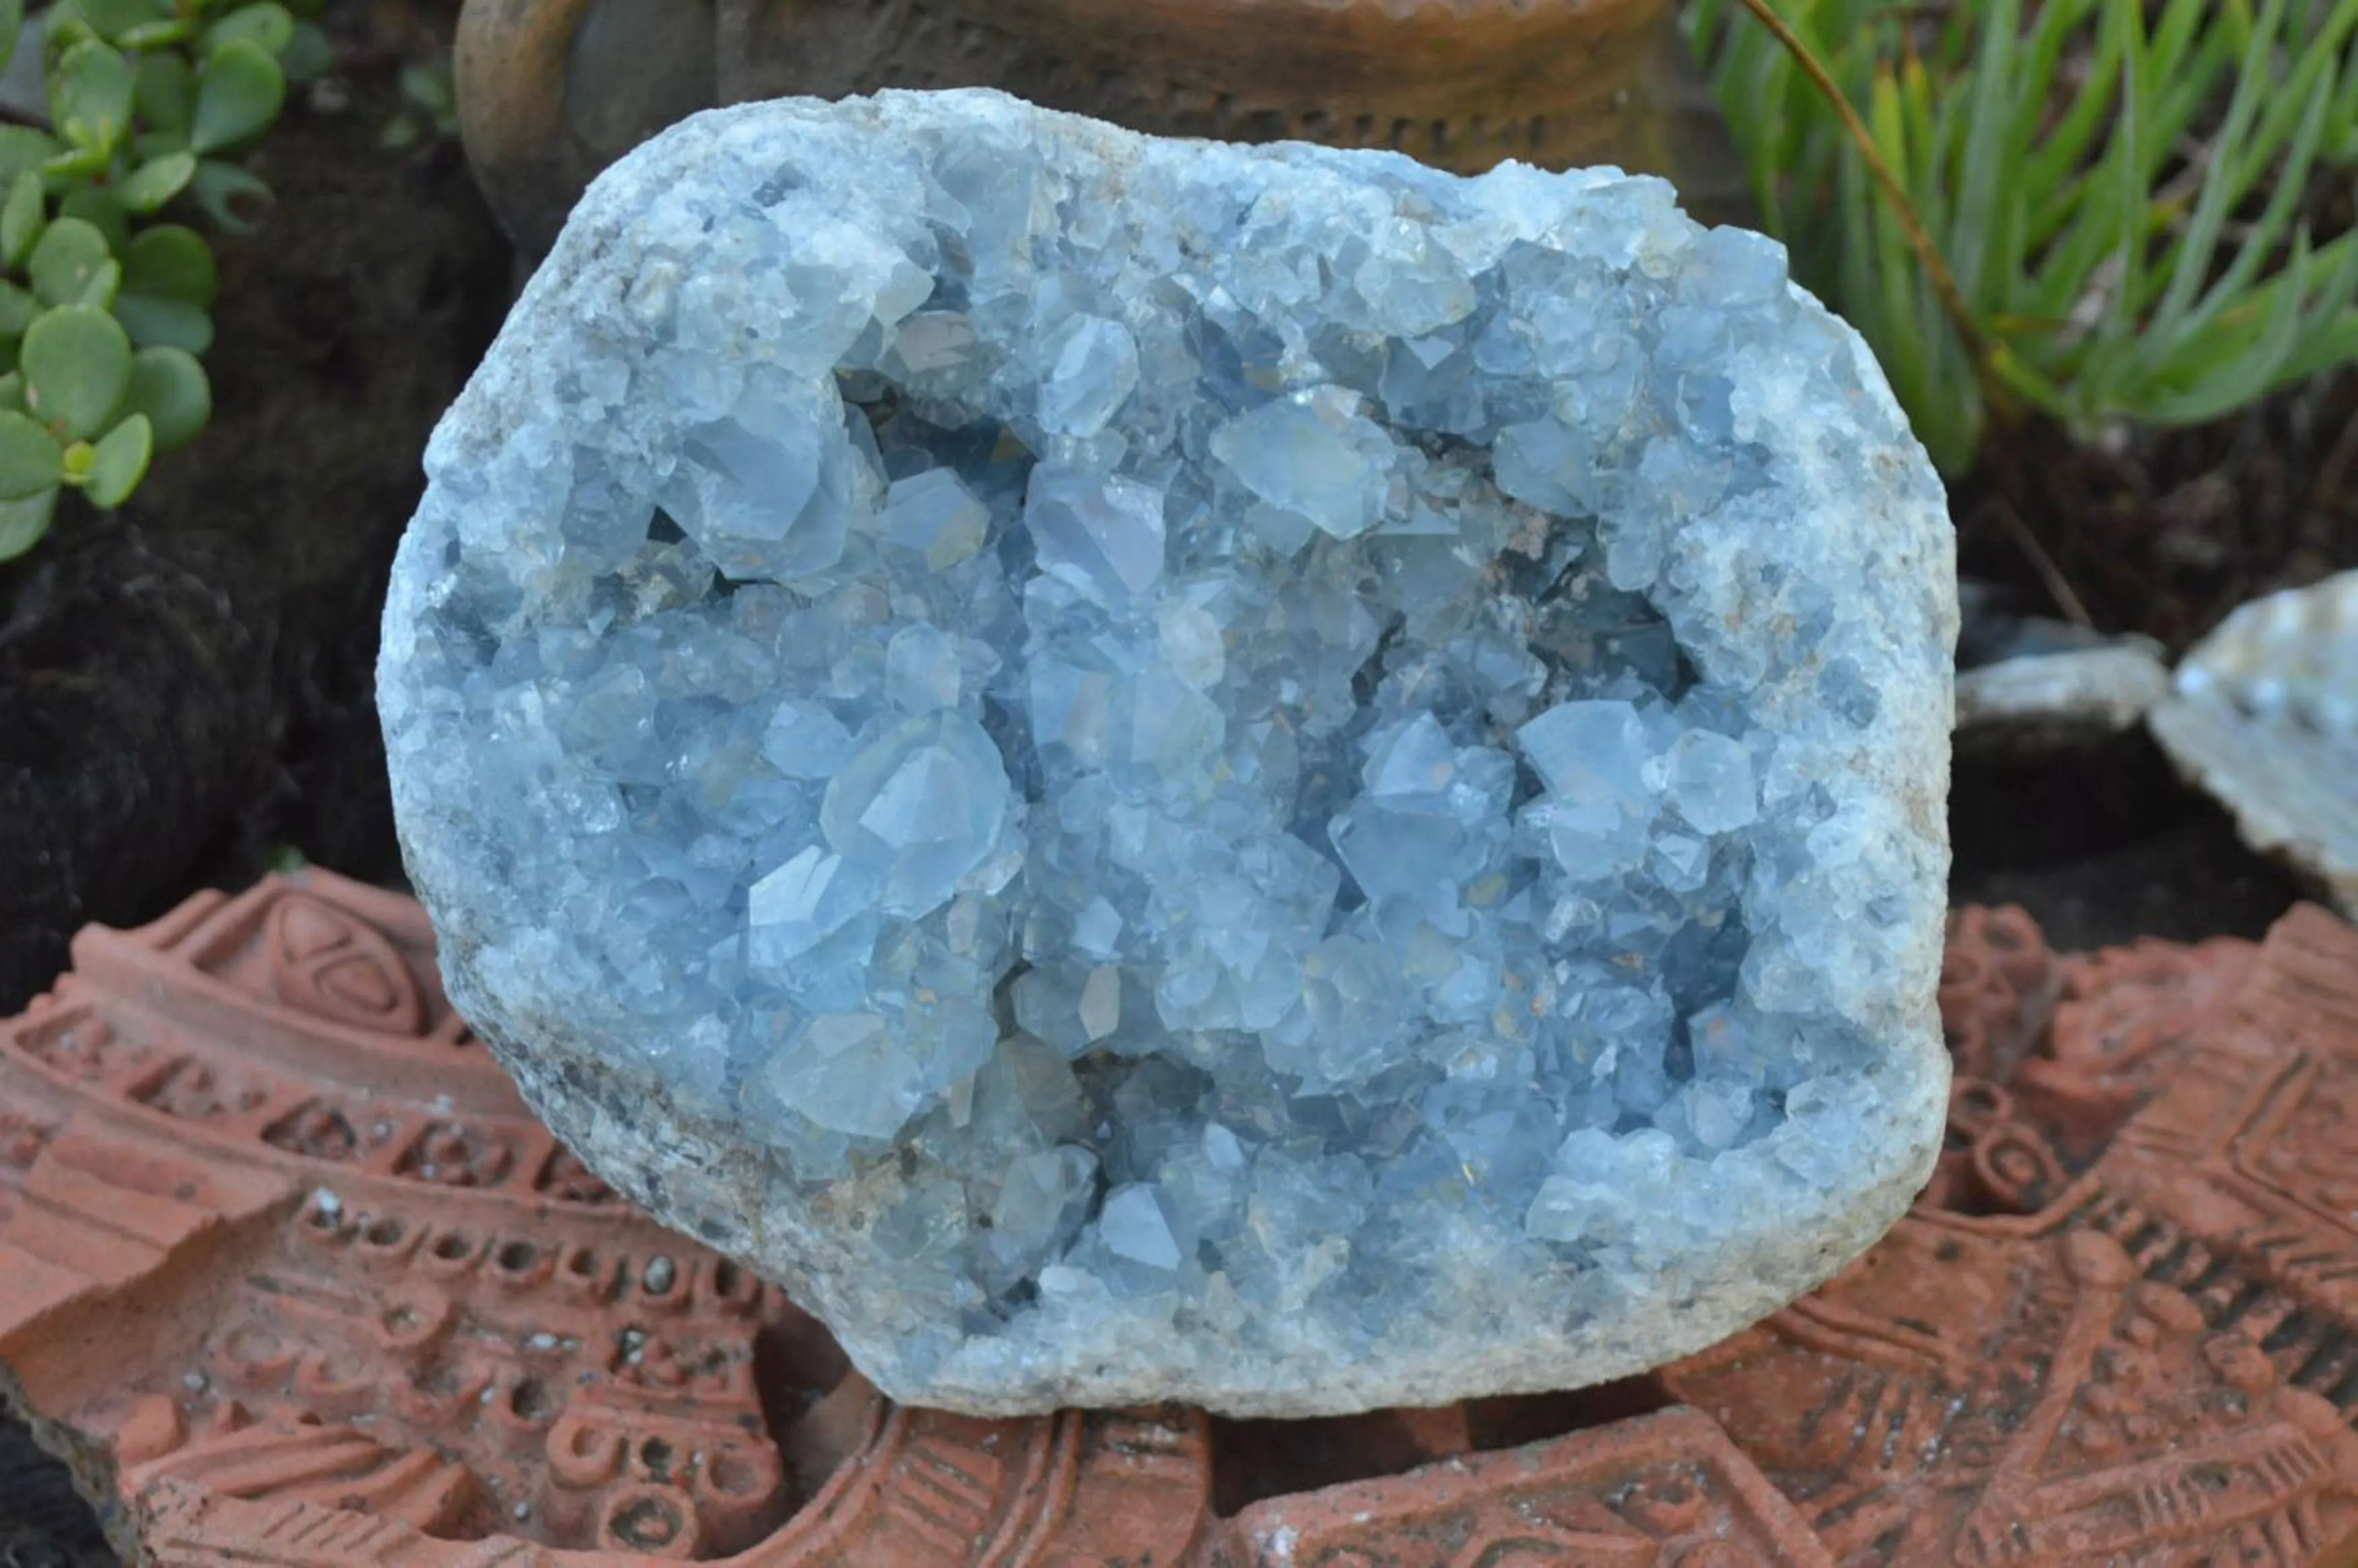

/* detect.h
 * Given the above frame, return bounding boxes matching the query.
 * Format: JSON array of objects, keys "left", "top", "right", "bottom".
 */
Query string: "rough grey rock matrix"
[
  {"left": 2151, "top": 569, "right": 2358, "bottom": 917},
  {"left": 380, "top": 89, "right": 1956, "bottom": 1416}
]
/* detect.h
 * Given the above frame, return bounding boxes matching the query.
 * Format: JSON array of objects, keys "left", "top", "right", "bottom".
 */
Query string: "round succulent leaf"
[
  {"left": 40, "top": 9, "right": 93, "bottom": 48},
  {"left": 40, "top": 142, "right": 109, "bottom": 182},
  {"left": 75, "top": 257, "right": 120, "bottom": 311},
  {"left": 131, "top": 131, "right": 189, "bottom": 164},
  {"left": 189, "top": 40, "right": 285, "bottom": 155},
  {"left": 122, "top": 225, "right": 216, "bottom": 306},
  {"left": 21, "top": 302, "right": 131, "bottom": 439},
  {"left": 0, "top": 488, "right": 56, "bottom": 561},
  {"left": 397, "top": 61, "right": 455, "bottom": 118},
  {"left": 58, "top": 438, "right": 92, "bottom": 482},
  {"left": 0, "top": 128, "right": 58, "bottom": 187},
  {"left": 124, "top": 344, "right": 207, "bottom": 449},
  {"left": 50, "top": 39, "right": 133, "bottom": 156},
  {"left": 82, "top": 411, "right": 149, "bottom": 507},
  {"left": 57, "top": 187, "right": 128, "bottom": 255},
  {"left": 0, "top": 0, "right": 22, "bottom": 77},
  {"left": 201, "top": 3, "right": 292, "bottom": 58},
  {"left": 279, "top": 20, "right": 331, "bottom": 85},
  {"left": 0, "top": 407, "right": 61, "bottom": 499},
  {"left": 0, "top": 171, "right": 42, "bottom": 269},
  {"left": 188, "top": 159, "right": 272, "bottom": 233},
  {"left": 110, "top": 292, "right": 210, "bottom": 354},
  {"left": 117, "top": 151, "right": 196, "bottom": 214},
  {"left": 27, "top": 218, "right": 113, "bottom": 306},
  {"left": 134, "top": 53, "right": 194, "bottom": 135},
  {"left": 118, "top": 17, "right": 194, "bottom": 48},
  {"left": 0, "top": 372, "right": 26, "bottom": 415},
  {"left": 0, "top": 280, "right": 35, "bottom": 337},
  {"left": 78, "top": 0, "right": 170, "bottom": 43}
]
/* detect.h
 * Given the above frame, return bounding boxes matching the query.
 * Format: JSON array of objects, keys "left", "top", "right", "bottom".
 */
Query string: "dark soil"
[
  {"left": 1948, "top": 729, "right": 2307, "bottom": 952},
  {"left": 1944, "top": 363, "right": 2356, "bottom": 949},
  {"left": 1956, "top": 368, "right": 2358, "bottom": 656},
  {"left": 0, "top": 1416, "right": 107, "bottom": 1568}
]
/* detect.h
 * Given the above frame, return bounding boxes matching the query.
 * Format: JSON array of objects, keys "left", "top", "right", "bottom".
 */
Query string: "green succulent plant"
[
  {"left": 378, "top": 55, "right": 455, "bottom": 152},
  {"left": 0, "top": 0, "right": 322, "bottom": 560},
  {"left": 1688, "top": 0, "right": 2358, "bottom": 475}
]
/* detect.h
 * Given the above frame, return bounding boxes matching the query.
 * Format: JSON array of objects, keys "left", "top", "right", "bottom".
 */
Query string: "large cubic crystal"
[{"left": 379, "top": 90, "right": 1956, "bottom": 1416}]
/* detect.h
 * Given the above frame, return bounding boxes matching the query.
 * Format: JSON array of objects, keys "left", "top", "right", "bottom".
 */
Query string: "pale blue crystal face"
[
  {"left": 1210, "top": 386, "right": 1401, "bottom": 541},
  {"left": 381, "top": 90, "right": 1953, "bottom": 1412},
  {"left": 1038, "top": 315, "right": 1141, "bottom": 437},
  {"left": 877, "top": 468, "right": 990, "bottom": 570},
  {"left": 1023, "top": 465, "right": 1167, "bottom": 604}
]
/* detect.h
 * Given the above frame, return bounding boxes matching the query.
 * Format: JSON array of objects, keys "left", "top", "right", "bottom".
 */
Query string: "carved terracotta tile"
[
  {"left": 1663, "top": 1219, "right": 2358, "bottom": 1563},
  {"left": 0, "top": 872, "right": 1215, "bottom": 1565},
  {"left": 1659, "top": 903, "right": 2358, "bottom": 1565},
  {"left": 5, "top": 873, "right": 2358, "bottom": 1565},
  {"left": 1928, "top": 907, "right": 2258, "bottom": 1213},
  {"left": 1213, "top": 1404, "right": 1832, "bottom": 1567}
]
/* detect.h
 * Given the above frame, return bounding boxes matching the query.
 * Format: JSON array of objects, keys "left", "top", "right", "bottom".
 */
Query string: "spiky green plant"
[
  {"left": 1688, "top": 0, "right": 2358, "bottom": 474},
  {"left": 0, "top": 0, "right": 325, "bottom": 560}
]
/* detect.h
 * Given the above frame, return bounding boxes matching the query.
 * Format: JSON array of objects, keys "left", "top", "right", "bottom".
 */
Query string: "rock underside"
[{"left": 379, "top": 88, "right": 1956, "bottom": 1415}]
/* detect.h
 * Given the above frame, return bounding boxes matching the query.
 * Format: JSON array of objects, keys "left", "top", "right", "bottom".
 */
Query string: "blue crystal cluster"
[{"left": 381, "top": 90, "right": 1954, "bottom": 1414}]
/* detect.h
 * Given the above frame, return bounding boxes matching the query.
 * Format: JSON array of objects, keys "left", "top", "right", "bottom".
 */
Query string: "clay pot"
[{"left": 455, "top": 0, "right": 1752, "bottom": 253}]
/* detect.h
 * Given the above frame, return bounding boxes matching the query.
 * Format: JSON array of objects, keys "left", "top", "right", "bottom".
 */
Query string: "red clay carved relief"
[{"left": 2, "top": 870, "right": 2357, "bottom": 1564}]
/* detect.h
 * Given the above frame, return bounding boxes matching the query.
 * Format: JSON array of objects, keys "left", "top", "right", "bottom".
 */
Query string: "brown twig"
[
  {"left": 1985, "top": 494, "right": 2096, "bottom": 626},
  {"left": 2305, "top": 385, "right": 2358, "bottom": 516},
  {"left": 1728, "top": 0, "right": 1994, "bottom": 375}
]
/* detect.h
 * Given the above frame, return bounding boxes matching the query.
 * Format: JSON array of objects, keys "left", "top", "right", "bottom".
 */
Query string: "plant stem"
[
  {"left": 1728, "top": 0, "right": 1994, "bottom": 374},
  {"left": 1987, "top": 493, "right": 2094, "bottom": 626}
]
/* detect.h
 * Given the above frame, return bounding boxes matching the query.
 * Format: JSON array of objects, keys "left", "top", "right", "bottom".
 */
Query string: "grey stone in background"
[
  {"left": 1952, "top": 583, "right": 2170, "bottom": 758},
  {"left": 380, "top": 90, "right": 1956, "bottom": 1416},
  {"left": 2150, "top": 568, "right": 2358, "bottom": 917},
  {"left": 1954, "top": 641, "right": 2170, "bottom": 757}
]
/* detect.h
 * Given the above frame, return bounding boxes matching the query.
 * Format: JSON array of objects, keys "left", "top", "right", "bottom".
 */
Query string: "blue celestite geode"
[{"left": 379, "top": 89, "right": 1956, "bottom": 1416}]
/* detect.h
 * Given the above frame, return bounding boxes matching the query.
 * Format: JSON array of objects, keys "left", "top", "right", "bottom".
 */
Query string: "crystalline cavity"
[{"left": 381, "top": 89, "right": 1955, "bottom": 1420}]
